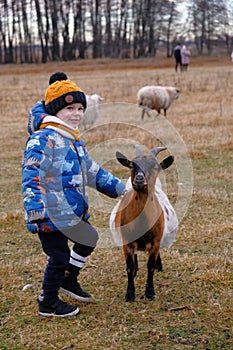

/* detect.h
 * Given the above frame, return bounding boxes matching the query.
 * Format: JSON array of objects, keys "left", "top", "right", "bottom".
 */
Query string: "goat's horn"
[
  {"left": 150, "top": 146, "right": 167, "bottom": 157},
  {"left": 135, "top": 144, "right": 145, "bottom": 156}
]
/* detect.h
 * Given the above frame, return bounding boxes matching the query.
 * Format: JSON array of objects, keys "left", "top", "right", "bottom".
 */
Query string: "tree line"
[{"left": 0, "top": 0, "right": 232, "bottom": 64}]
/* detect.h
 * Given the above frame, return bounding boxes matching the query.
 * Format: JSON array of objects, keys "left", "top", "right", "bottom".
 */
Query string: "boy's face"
[{"left": 56, "top": 103, "right": 85, "bottom": 128}]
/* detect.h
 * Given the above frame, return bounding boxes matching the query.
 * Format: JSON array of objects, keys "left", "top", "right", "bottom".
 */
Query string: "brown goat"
[{"left": 113, "top": 146, "right": 174, "bottom": 302}]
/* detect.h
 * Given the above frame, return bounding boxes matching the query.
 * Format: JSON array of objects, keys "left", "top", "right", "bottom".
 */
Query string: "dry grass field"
[{"left": 0, "top": 56, "right": 233, "bottom": 349}]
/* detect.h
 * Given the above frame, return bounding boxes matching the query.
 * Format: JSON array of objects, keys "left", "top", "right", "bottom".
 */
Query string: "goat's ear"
[
  {"left": 116, "top": 151, "right": 132, "bottom": 168},
  {"left": 160, "top": 156, "right": 174, "bottom": 170}
]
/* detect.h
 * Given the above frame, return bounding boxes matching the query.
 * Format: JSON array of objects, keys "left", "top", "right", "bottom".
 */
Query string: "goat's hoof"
[
  {"left": 156, "top": 264, "right": 163, "bottom": 272},
  {"left": 145, "top": 287, "right": 155, "bottom": 300},
  {"left": 145, "top": 293, "right": 155, "bottom": 301},
  {"left": 125, "top": 291, "right": 135, "bottom": 302}
]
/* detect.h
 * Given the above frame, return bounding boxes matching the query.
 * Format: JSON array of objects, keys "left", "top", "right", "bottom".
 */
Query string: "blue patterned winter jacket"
[{"left": 22, "top": 101, "right": 125, "bottom": 233}]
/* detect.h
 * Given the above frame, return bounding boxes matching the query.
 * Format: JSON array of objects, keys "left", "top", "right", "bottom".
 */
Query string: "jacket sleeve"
[
  {"left": 22, "top": 131, "right": 54, "bottom": 226},
  {"left": 28, "top": 100, "right": 48, "bottom": 135},
  {"left": 83, "top": 146, "right": 125, "bottom": 198}
]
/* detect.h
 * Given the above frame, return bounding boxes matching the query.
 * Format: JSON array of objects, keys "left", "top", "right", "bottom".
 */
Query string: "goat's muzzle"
[{"left": 132, "top": 172, "right": 148, "bottom": 191}]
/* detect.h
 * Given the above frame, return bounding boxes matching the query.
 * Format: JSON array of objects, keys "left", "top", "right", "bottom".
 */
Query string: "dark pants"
[
  {"left": 38, "top": 221, "right": 98, "bottom": 298},
  {"left": 175, "top": 60, "right": 182, "bottom": 72}
]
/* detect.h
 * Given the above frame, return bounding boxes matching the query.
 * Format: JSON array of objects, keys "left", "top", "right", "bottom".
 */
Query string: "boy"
[{"left": 22, "top": 72, "right": 125, "bottom": 317}]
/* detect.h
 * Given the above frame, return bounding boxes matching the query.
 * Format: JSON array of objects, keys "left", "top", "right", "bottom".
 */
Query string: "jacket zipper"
[{"left": 73, "top": 142, "right": 87, "bottom": 220}]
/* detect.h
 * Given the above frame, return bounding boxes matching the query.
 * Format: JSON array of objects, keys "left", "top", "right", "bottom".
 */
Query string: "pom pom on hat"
[
  {"left": 49, "top": 72, "right": 68, "bottom": 85},
  {"left": 45, "top": 72, "right": 87, "bottom": 115}
]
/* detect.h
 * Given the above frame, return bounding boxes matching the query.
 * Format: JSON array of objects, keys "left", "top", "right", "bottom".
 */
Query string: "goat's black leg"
[
  {"left": 155, "top": 253, "right": 162, "bottom": 272},
  {"left": 145, "top": 253, "right": 156, "bottom": 300},
  {"left": 125, "top": 254, "right": 136, "bottom": 302},
  {"left": 134, "top": 253, "right": 138, "bottom": 277}
]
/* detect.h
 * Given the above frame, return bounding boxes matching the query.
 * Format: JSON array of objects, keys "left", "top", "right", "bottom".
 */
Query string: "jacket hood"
[{"left": 28, "top": 100, "right": 48, "bottom": 135}]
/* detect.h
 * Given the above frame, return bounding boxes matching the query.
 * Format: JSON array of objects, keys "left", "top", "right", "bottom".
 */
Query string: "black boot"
[
  {"left": 38, "top": 294, "right": 79, "bottom": 317},
  {"left": 59, "top": 270, "right": 93, "bottom": 303}
]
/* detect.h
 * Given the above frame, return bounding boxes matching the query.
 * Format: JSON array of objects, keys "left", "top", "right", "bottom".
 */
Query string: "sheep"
[
  {"left": 110, "top": 146, "right": 178, "bottom": 302},
  {"left": 137, "top": 85, "right": 180, "bottom": 119},
  {"left": 79, "top": 94, "right": 104, "bottom": 130}
]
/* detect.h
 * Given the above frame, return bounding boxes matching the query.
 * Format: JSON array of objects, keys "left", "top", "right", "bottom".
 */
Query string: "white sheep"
[
  {"left": 79, "top": 94, "right": 104, "bottom": 130},
  {"left": 137, "top": 86, "right": 180, "bottom": 119}
]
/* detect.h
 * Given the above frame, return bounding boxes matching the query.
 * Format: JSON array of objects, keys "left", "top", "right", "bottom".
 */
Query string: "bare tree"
[
  {"left": 72, "top": 0, "right": 88, "bottom": 59},
  {"left": 103, "top": 0, "right": 112, "bottom": 57},
  {"left": 89, "top": 0, "right": 103, "bottom": 58},
  {"left": 116, "top": 0, "right": 131, "bottom": 58},
  {"left": 0, "top": 0, "right": 16, "bottom": 63},
  {"left": 163, "top": 0, "right": 183, "bottom": 57},
  {"left": 34, "top": 0, "right": 50, "bottom": 63},
  {"left": 48, "top": 0, "right": 60, "bottom": 60},
  {"left": 188, "top": 0, "right": 228, "bottom": 55},
  {"left": 0, "top": 0, "right": 232, "bottom": 63},
  {"left": 222, "top": 0, "right": 233, "bottom": 53},
  {"left": 59, "top": 0, "right": 73, "bottom": 61}
]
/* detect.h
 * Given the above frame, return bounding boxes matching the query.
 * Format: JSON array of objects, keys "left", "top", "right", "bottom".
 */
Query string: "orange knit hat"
[{"left": 45, "top": 72, "right": 86, "bottom": 115}]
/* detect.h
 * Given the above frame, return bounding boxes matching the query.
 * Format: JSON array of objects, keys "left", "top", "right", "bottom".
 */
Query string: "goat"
[{"left": 111, "top": 146, "right": 175, "bottom": 302}]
